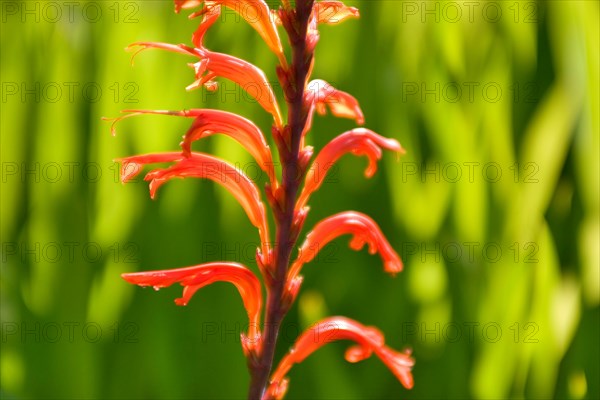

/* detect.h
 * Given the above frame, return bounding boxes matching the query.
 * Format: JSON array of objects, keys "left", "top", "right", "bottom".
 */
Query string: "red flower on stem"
[
  {"left": 112, "top": 1, "right": 414, "bottom": 398},
  {"left": 266, "top": 316, "right": 414, "bottom": 399},
  {"left": 297, "top": 128, "right": 405, "bottom": 210}
]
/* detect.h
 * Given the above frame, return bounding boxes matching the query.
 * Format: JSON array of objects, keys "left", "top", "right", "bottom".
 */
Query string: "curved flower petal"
[
  {"left": 266, "top": 316, "right": 415, "bottom": 399},
  {"left": 126, "top": 43, "right": 283, "bottom": 128},
  {"left": 117, "top": 152, "right": 270, "bottom": 259},
  {"left": 115, "top": 152, "right": 185, "bottom": 182},
  {"left": 110, "top": 109, "right": 278, "bottom": 188},
  {"left": 288, "top": 211, "right": 402, "bottom": 289},
  {"left": 127, "top": 41, "right": 197, "bottom": 61},
  {"left": 179, "top": 109, "right": 277, "bottom": 187},
  {"left": 180, "top": 0, "right": 285, "bottom": 66},
  {"left": 305, "top": 79, "right": 364, "bottom": 128},
  {"left": 190, "top": 4, "right": 221, "bottom": 48},
  {"left": 314, "top": 1, "right": 360, "bottom": 24},
  {"left": 122, "top": 262, "right": 262, "bottom": 340},
  {"left": 205, "top": 0, "right": 286, "bottom": 66},
  {"left": 297, "top": 128, "right": 404, "bottom": 210},
  {"left": 190, "top": 49, "right": 284, "bottom": 128}
]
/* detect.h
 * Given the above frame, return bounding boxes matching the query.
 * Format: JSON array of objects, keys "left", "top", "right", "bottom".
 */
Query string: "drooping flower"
[
  {"left": 302, "top": 79, "right": 365, "bottom": 140},
  {"left": 208, "top": 0, "right": 285, "bottom": 66},
  {"left": 127, "top": 43, "right": 283, "bottom": 128},
  {"left": 180, "top": 0, "right": 286, "bottom": 66},
  {"left": 109, "top": 109, "right": 278, "bottom": 189},
  {"left": 121, "top": 262, "right": 263, "bottom": 343},
  {"left": 117, "top": 152, "right": 271, "bottom": 261},
  {"left": 266, "top": 316, "right": 415, "bottom": 399},
  {"left": 296, "top": 128, "right": 404, "bottom": 210},
  {"left": 287, "top": 211, "right": 402, "bottom": 292},
  {"left": 305, "top": 79, "right": 364, "bottom": 125},
  {"left": 189, "top": 4, "right": 221, "bottom": 48}
]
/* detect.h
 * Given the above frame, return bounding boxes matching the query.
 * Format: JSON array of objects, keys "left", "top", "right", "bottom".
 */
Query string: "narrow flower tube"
[
  {"left": 109, "top": 109, "right": 278, "bottom": 189},
  {"left": 202, "top": 0, "right": 286, "bottom": 67},
  {"left": 190, "top": 4, "right": 221, "bottom": 48},
  {"left": 266, "top": 316, "right": 414, "bottom": 399},
  {"left": 127, "top": 43, "right": 283, "bottom": 128},
  {"left": 122, "top": 262, "right": 262, "bottom": 340},
  {"left": 187, "top": 49, "right": 283, "bottom": 128},
  {"left": 117, "top": 152, "right": 271, "bottom": 259},
  {"left": 314, "top": 1, "right": 360, "bottom": 24},
  {"left": 288, "top": 211, "right": 402, "bottom": 290},
  {"left": 296, "top": 128, "right": 404, "bottom": 210},
  {"left": 182, "top": 0, "right": 286, "bottom": 66}
]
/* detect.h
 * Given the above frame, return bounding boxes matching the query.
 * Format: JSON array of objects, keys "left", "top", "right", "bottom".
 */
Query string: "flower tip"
[
  {"left": 344, "top": 344, "right": 372, "bottom": 363},
  {"left": 356, "top": 112, "right": 365, "bottom": 125},
  {"left": 121, "top": 272, "right": 148, "bottom": 286},
  {"left": 174, "top": 297, "right": 188, "bottom": 306},
  {"left": 384, "top": 259, "right": 403, "bottom": 275},
  {"left": 396, "top": 146, "right": 407, "bottom": 161}
]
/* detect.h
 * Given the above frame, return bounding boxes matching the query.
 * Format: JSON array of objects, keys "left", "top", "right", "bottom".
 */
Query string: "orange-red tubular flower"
[
  {"left": 109, "top": 109, "right": 278, "bottom": 189},
  {"left": 127, "top": 43, "right": 283, "bottom": 128},
  {"left": 296, "top": 128, "right": 404, "bottom": 210},
  {"left": 314, "top": 1, "right": 360, "bottom": 24},
  {"left": 121, "top": 262, "right": 262, "bottom": 342},
  {"left": 288, "top": 211, "right": 402, "bottom": 288},
  {"left": 203, "top": 0, "right": 286, "bottom": 67},
  {"left": 117, "top": 152, "right": 271, "bottom": 262},
  {"left": 190, "top": 4, "right": 221, "bottom": 48},
  {"left": 266, "top": 317, "right": 414, "bottom": 399},
  {"left": 182, "top": 0, "right": 286, "bottom": 66}
]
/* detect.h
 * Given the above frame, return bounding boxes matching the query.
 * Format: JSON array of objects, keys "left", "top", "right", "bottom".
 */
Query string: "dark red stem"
[{"left": 247, "top": 1, "right": 314, "bottom": 398}]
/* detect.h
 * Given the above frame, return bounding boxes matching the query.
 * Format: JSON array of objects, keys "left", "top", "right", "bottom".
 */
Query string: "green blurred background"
[{"left": 1, "top": 0, "right": 598, "bottom": 398}]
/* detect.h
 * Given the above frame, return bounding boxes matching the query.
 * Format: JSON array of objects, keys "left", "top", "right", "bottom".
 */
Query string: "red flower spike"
[
  {"left": 109, "top": 108, "right": 278, "bottom": 189},
  {"left": 297, "top": 128, "right": 404, "bottom": 210},
  {"left": 287, "top": 210, "right": 402, "bottom": 286},
  {"left": 266, "top": 316, "right": 415, "bottom": 399},
  {"left": 121, "top": 262, "right": 262, "bottom": 341},
  {"left": 112, "top": 2, "right": 415, "bottom": 397},
  {"left": 118, "top": 152, "right": 271, "bottom": 259},
  {"left": 314, "top": 1, "right": 360, "bottom": 25},
  {"left": 127, "top": 43, "right": 284, "bottom": 128}
]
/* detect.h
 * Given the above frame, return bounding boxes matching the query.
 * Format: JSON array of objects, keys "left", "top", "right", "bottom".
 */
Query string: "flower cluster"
[{"left": 111, "top": 0, "right": 414, "bottom": 398}]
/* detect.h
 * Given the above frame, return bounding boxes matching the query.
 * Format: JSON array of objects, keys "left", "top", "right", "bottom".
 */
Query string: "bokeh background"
[{"left": 1, "top": 0, "right": 598, "bottom": 399}]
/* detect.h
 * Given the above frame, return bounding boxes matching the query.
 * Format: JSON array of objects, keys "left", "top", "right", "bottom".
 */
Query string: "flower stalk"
[{"left": 247, "top": 1, "right": 316, "bottom": 397}]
